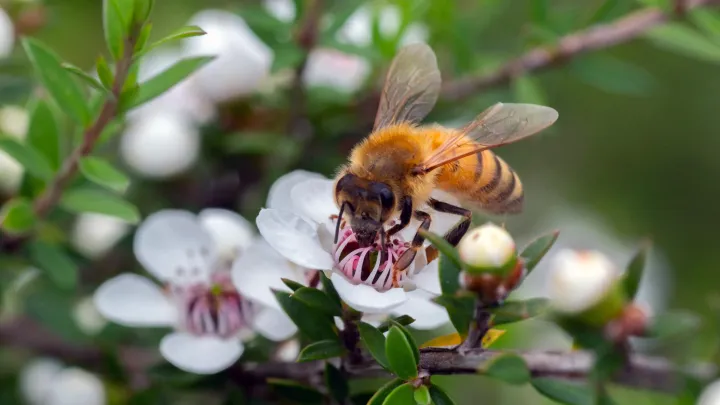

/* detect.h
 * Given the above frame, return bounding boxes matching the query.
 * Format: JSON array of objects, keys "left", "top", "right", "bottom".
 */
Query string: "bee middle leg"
[{"left": 393, "top": 210, "right": 431, "bottom": 277}]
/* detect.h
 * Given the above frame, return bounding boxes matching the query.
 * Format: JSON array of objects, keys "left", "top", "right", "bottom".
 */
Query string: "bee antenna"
[{"left": 334, "top": 202, "right": 346, "bottom": 244}]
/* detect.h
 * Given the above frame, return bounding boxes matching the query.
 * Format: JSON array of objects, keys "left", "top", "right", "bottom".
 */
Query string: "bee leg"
[
  {"left": 386, "top": 196, "right": 412, "bottom": 236},
  {"left": 425, "top": 198, "right": 472, "bottom": 262},
  {"left": 392, "top": 211, "right": 431, "bottom": 287}
]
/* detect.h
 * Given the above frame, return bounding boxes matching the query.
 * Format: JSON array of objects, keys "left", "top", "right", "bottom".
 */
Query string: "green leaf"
[
  {"left": 1, "top": 198, "right": 36, "bottom": 233},
  {"left": 103, "top": 0, "right": 128, "bottom": 60},
  {"left": 358, "top": 321, "right": 390, "bottom": 369},
  {"left": 419, "top": 230, "right": 461, "bottom": 268},
  {"left": 26, "top": 99, "right": 61, "bottom": 170},
  {"left": 24, "top": 283, "right": 87, "bottom": 342},
  {"left": 413, "top": 386, "right": 431, "bottom": 405},
  {"left": 490, "top": 298, "right": 549, "bottom": 325},
  {"left": 268, "top": 379, "right": 324, "bottom": 405},
  {"left": 644, "top": 23, "right": 720, "bottom": 64},
  {"left": 428, "top": 385, "right": 456, "bottom": 405},
  {"left": 512, "top": 74, "right": 546, "bottom": 104},
  {"left": 61, "top": 63, "right": 106, "bottom": 92},
  {"left": 480, "top": 353, "right": 530, "bottom": 385},
  {"left": 134, "top": 21, "right": 152, "bottom": 54},
  {"left": 690, "top": 9, "right": 720, "bottom": 41},
  {"left": 297, "top": 339, "right": 345, "bottom": 362},
  {"left": 0, "top": 136, "right": 53, "bottom": 180},
  {"left": 122, "top": 56, "right": 215, "bottom": 110},
  {"left": 292, "top": 287, "right": 342, "bottom": 316},
  {"left": 27, "top": 241, "right": 78, "bottom": 290},
  {"left": 382, "top": 383, "right": 414, "bottom": 405},
  {"left": 22, "top": 38, "right": 91, "bottom": 125},
  {"left": 520, "top": 230, "right": 559, "bottom": 273},
  {"left": 646, "top": 310, "right": 701, "bottom": 341},
  {"left": 136, "top": 25, "right": 207, "bottom": 60},
  {"left": 570, "top": 54, "right": 655, "bottom": 96},
  {"left": 271, "top": 43, "right": 305, "bottom": 73},
  {"left": 367, "top": 379, "right": 405, "bottom": 405},
  {"left": 320, "top": 271, "right": 341, "bottom": 307},
  {"left": 133, "top": 0, "right": 154, "bottom": 24},
  {"left": 531, "top": 378, "right": 593, "bottom": 405},
  {"left": 623, "top": 240, "right": 651, "bottom": 299},
  {"left": 530, "top": 0, "right": 548, "bottom": 25},
  {"left": 390, "top": 321, "right": 419, "bottom": 366},
  {"left": 586, "top": 0, "right": 620, "bottom": 24},
  {"left": 325, "top": 363, "right": 349, "bottom": 403},
  {"left": 385, "top": 326, "right": 418, "bottom": 380},
  {"left": 59, "top": 188, "right": 140, "bottom": 224},
  {"left": 273, "top": 290, "right": 338, "bottom": 342},
  {"left": 281, "top": 278, "right": 305, "bottom": 291},
  {"left": 96, "top": 55, "right": 114, "bottom": 89},
  {"left": 438, "top": 253, "right": 462, "bottom": 295},
  {"left": 377, "top": 315, "right": 415, "bottom": 333},
  {"left": 78, "top": 156, "right": 130, "bottom": 193},
  {"left": 433, "top": 294, "right": 474, "bottom": 336}
]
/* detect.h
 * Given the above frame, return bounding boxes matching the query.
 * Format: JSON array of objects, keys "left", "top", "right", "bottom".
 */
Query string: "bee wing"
[
  {"left": 416, "top": 103, "right": 559, "bottom": 173},
  {"left": 373, "top": 43, "right": 441, "bottom": 130}
]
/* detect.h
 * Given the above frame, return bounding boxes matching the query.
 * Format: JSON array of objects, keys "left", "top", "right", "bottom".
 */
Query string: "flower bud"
[
  {"left": 698, "top": 379, "right": 720, "bottom": 405},
  {"left": 457, "top": 223, "right": 516, "bottom": 275},
  {"left": 547, "top": 249, "right": 626, "bottom": 326}
]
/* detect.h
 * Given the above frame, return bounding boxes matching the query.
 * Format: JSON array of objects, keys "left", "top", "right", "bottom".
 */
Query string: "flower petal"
[
  {"left": 253, "top": 306, "right": 298, "bottom": 341},
  {"left": 267, "top": 170, "right": 327, "bottom": 212},
  {"left": 410, "top": 260, "right": 441, "bottom": 295},
  {"left": 45, "top": 368, "right": 106, "bottom": 405},
  {"left": 232, "top": 237, "right": 306, "bottom": 310},
  {"left": 134, "top": 210, "right": 216, "bottom": 282},
  {"left": 290, "top": 178, "right": 337, "bottom": 225},
  {"left": 93, "top": 274, "right": 177, "bottom": 327},
  {"left": 391, "top": 290, "right": 449, "bottom": 330},
  {"left": 159, "top": 332, "right": 243, "bottom": 374},
  {"left": 330, "top": 273, "right": 406, "bottom": 313},
  {"left": 198, "top": 208, "right": 255, "bottom": 260},
  {"left": 256, "top": 208, "right": 334, "bottom": 270}
]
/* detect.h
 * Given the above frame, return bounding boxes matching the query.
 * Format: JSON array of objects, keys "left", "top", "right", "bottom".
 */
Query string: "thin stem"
[
  {"left": 458, "top": 299, "right": 493, "bottom": 354},
  {"left": 340, "top": 307, "right": 363, "bottom": 364}
]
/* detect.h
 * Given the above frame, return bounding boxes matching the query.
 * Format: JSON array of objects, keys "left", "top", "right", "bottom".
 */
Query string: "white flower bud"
[
  {"left": 337, "top": 4, "right": 428, "bottom": 48},
  {"left": 0, "top": 7, "right": 15, "bottom": 58},
  {"left": 71, "top": 213, "right": 129, "bottom": 259},
  {"left": 0, "top": 106, "right": 29, "bottom": 194},
  {"left": 698, "top": 379, "right": 720, "bottom": 405},
  {"left": 547, "top": 249, "right": 623, "bottom": 317},
  {"left": 19, "top": 358, "right": 63, "bottom": 405},
  {"left": 262, "top": 0, "right": 296, "bottom": 23},
  {"left": 457, "top": 223, "right": 516, "bottom": 271},
  {"left": 44, "top": 368, "right": 106, "bottom": 405},
  {"left": 303, "top": 48, "right": 370, "bottom": 93},
  {"left": 72, "top": 296, "right": 107, "bottom": 336}
]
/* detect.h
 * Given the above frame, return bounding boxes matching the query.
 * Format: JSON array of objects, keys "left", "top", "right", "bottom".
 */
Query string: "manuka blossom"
[
  {"left": 256, "top": 170, "right": 452, "bottom": 329},
  {"left": 19, "top": 358, "right": 106, "bottom": 405},
  {"left": 94, "top": 209, "right": 303, "bottom": 374}
]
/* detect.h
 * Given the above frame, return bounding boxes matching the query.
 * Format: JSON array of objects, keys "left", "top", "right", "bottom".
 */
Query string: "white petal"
[
  {"left": 134, "top": 210, "right": 216, "bottom": 282},
  {"left": 290, "top": 178, "right": 338, "bottom": 225},
  {"left": 253, "top": 307, "right": 298, "bottom": 341},
  {"left": 267, "top": 170, "right": 328, "bottom": 212},
  {"left": 198, "top": 208, "right": 255, "bottom": 261},
  {"left": 160, "top": 332, "right": 243, "bottom": 374},
  {"left": 0, "top": 8, "right": 14, "bottom": 59},
  {"left": 330, "top": 273, "right": 406, "bottom": 313},
  {"left": 45, "top": 368, "right": 106, "bottom": 405},
  {"left": 411, "top": 261, "right": 441, "bottom": 295},
  {"left": 392, "top": 290, "right": 450, "bottom": 330},
  {"left": 232, "top": 237, "right": 305, "bottom": 309},
  {"left": 19, "top": 358, "right": 63, "bottom": 405},
  {"left": 93, "top": 274, "right": 177, "bottom": 327},
  {"left": 256, "top": 209, "right": 334, "bottom": 269}
]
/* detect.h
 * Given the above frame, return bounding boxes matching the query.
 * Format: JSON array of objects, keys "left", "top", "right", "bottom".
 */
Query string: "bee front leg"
[
  {"left": 386, "top": 196, "right": 412, "bottom": 236},
  {"left": 392, "top": 211, "right": 431, "bottom": 286}
]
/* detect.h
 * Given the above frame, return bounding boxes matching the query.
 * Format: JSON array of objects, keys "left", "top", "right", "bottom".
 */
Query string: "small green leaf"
[
  {"left": 268, "top": 379, "right": 324, "bottom": 405},
  {"left": 570, "top": 54, "right": 655, "bottom": 96},
  {"left": 273, "top": 290, "right": 338, "bottom": 342},
  {"left": 292, "top": 287, "right": 342, "bottom": 316},
  {"left": 0, "top": 136, "right": 53, "bottom": 180},
  {"left": 490, "top": 298, "right": 549, "bottom": 325},
  {"left": 644, "top": 23, "right": 720, "bottom": 64},
  {"left": 367, "top": 379, "right": 405, "bottom": 405},
  {"left": 297, "top": 339, "right": 345, "bottom": 362},
  {"left": 27, "top": 241, "right": 78, "bottom": 290},
  {"left": 325, "top": 363, "right": 349, "bottom": 403},
  {"left": 419, "top": 230, "right": 461, "bottom": 268},
  {"left": 1, "top": 198, "right": 36, "bottom": 234},
  {"left": 520, "top": 230, "right": 559, "bottom": 273},
  {"left": 413, "top": 386, "right": 431, "bottom": 405},
  {"left": 96, "top": 55, "right": 114, "bottom": 89},
  {"left": 646, "top": 310, "right": 701, "bottom": 341},
  {"left": 79, "top": 156, "right": 130, "bottom": 193},
  {"left": 433, "top": 294, "right": 474, "bottom": 336},
  {"left": 122, "top": 56, "right": 215, "bottom": 110},
  {"left": 103, "top": 0, "right": 128, "bottom": 60},
  {"left": 690, "top": 9, "right": 720, "bottom": 41},
  {"left": 377, "top": 315, "right": 415, "bottom": 333},
  {"left": 26, "top": 99, "right": 61, "bottom": 170},
  {"left": 382, "top": 383, "right": 414, "bottom": 405},
  {"left": 22, "top": 38, "right": 91, "bottom": 125},
  {"left": 531, "top": 378, "right": 593, "bottom": 405},
  {"left": 134, "top": 21, "right": 153, "bottom": 54},
  {"left": 358, "top": 321, "right": 390, "bottom": 369},
  {"left": 428, "top": 385, "right": 457, "bottom": 405},
  {"left": 480, "top": 353, "right": 530, "bottom": 385},
  {"left": 136, "top": 25, "right": 207, "bottom": 60},
  {"left": 320, "top": 271, "right": 341, "bottom": 307},
  {"left": 439, "top": 253, "right": 462, "bottom": 295},
  {"left": 390, "top": 321, "right": 420, "bottom": 366},
  {"left": 281, "top": 278, "right": 305, "bottom": 291},
  {"left": 512, "top": 74, "right": 546, "bottom": 105},
  {"left": 385, "top": 326, "right": 418, "bottom": 380},
  {"left": 59, "top": 188, "right": 140, "bottom": 224},
  {"left": 623, "top": 240, "right": 651, "bottom": 299},
  {"left": 61, "top": 63, "right": 106, "bottom": 92},
  {"left": 133, "top": 0, "right": 154, "bottom": 24}
]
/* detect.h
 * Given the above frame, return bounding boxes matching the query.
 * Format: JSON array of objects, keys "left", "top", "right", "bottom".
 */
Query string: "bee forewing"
[{"left": 374, "top": 43, "right": 442, "bottom": 130}]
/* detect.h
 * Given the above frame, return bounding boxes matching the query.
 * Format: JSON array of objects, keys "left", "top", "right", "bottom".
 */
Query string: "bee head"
[{"left": 334, "top": 173, "right": 396, "bottom": 247}]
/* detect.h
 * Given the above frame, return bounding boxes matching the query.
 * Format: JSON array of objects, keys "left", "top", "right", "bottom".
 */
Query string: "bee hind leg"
[
  {"left": 424, "top": 198, "right": 472, "bottom": 262},
  {"left": 392, "top": 210, "right": 431, "bottom": 287}
]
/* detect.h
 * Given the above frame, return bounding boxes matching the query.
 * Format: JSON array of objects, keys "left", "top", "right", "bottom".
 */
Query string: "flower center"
[{"left": 332, "top": 220, "right": 409, "bottom": 292}]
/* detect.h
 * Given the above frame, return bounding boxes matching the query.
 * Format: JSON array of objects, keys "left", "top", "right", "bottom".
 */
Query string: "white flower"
[
  {"left": 337, "top": 4, "right": 428, "bottom": 48},
  {"left": 19, "top": 358, "right": 105, "bottom": 405},
  {"left": 0, "top": 7, "right": 14, "bottom": 58},
  {"left": 0, "top": 105, "right": 29, "bottom": 137},
  {"left": 255, "top": 170, "right": 451, "bottom": 329},
  {"left": 547, "top": 249, "right": 620, "bottom": 315},
  {"left": 457, "top": 223, "right": 516, "bottom": 270},
  {"left": 119, "top": 112, "right": 200, "bottom": 179},
  {"left": 0, "top": 105, "right": 29, "bottom": 194},
  {"left": 262, "top": 0, "right": 295, "bottom": 23},
  {"left": 183, "top": 9, "right": 273, "bottom": 103},
  {"left": 698, "top": 379, "right": 720, "bottom": 405},
  {"left": 303, "top": 48, "right": 371, "bottom": 93},
  {"left": 71, "top": 213, "right": 129, "bottom": 259},
  {"left": 94, "top": 209, "right": 302, "bottom": 374}
]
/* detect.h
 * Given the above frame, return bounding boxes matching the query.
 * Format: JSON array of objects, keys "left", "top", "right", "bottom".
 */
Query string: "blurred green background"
[{"left": 1, "top": 0, "right": 719, "bottom": 404}]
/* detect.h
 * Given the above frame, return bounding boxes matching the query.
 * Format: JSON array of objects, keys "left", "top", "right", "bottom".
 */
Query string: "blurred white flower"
[
  {"left": 119, "top": 112, "right": 200, "bottom": 179},
  {"left": 337, "top": 4, "right": 428, "bottom": 48},
  {"left": 71, "top": 213, "right": 129, "bottom": 259},
  {"left": 458, "top": 223, "right": 516, "bottom": 270},
  {"left": 275, "top": 339, "right": 301, "bottom": 362},
  {"left": 19, "top": 358, "right": 105, "bottom": 405},
  {"left": 0, "top": 105, "right": 29, "bottom": 194},
  {"left": 698, "top": 379, "right": 720, "bottom": 405},
  {"left": 94, "top": 209, "right": 302, "bottom": 374},
  {"left": 183, "top": 9, "right": 273, "bottom": 103},
  {"left": 262, "top": 0, "right": 295, "bottom": 23},
  {"left": 303, "top": 48, "right": 370, "bottom": 93},
  {"left": 0, "top": 7, "right": 14, "bottom": 58},
  {"left": 72, "top": 296, "right": 107, "bottom": 336},
  {"left": 0, "top": 105, "right": 29, "bottom": 137}
]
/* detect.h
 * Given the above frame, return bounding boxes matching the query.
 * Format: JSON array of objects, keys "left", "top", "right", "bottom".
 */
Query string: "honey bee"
[{"left": 333, "top": 43, "right": 558, "bottom": 282}]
